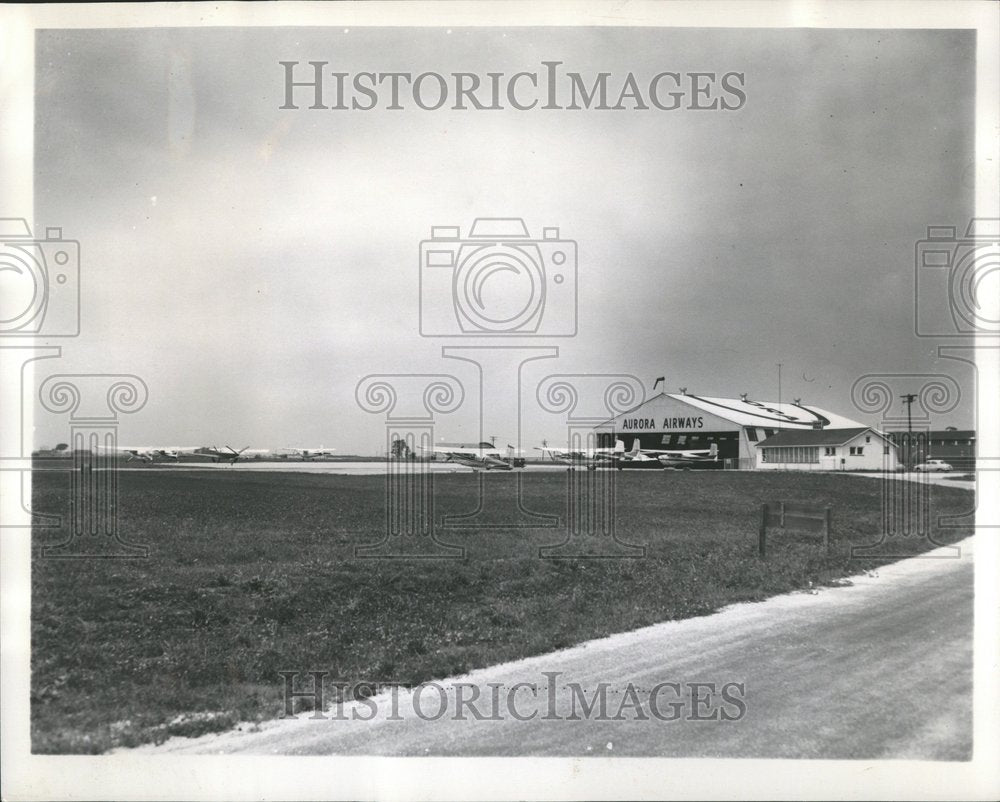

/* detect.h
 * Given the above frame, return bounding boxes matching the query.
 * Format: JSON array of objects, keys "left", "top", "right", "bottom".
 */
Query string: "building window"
[
  {"left": 865, "top": 436, "right": 871, "bottom": 443},
  {"left": 824, "top": 447, "right": 835, "bottom": 456},
  {"left": 765, "top": 446, "right": 819, "bottom": 464},
  {"left": 884, "top": 446, "right": 890, "bottom": 455},
  {"left": 677, "top": 435, "right": 687, "bottom": 446},
  {"left": 746, "top": 428, "right": 758, "bottom": 442},
  {"left": 850, "top": 446, "right": 864, "bottom": 456}
]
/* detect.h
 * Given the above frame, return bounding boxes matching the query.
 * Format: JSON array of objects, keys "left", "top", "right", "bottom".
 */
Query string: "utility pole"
[
  {"left": 489, "top": 434, "right": 496, "bottom": 447},
  {"left": 901, "top": 393, "right": 917, "bottom": 468}
]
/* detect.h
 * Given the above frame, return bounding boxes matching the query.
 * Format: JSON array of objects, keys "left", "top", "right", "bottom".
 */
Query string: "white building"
[
  {"left": 593, "top": 391, "right": 868, "bottom": 468},
  {"left": 755, "top": 427, "right": 899, "bottom": 471}
]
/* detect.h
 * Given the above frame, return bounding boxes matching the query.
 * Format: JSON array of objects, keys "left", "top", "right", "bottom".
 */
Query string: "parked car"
[{"left": 914, "top": 459, "right": 953, "bottom": 472}]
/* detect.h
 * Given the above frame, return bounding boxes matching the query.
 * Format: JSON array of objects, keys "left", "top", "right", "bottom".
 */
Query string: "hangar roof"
[
  {"left": 598, "top": 392, "right": 867, "bottom": 430},
  {"left": 756, "top": 427, "right": 889, "bottom": 447}
]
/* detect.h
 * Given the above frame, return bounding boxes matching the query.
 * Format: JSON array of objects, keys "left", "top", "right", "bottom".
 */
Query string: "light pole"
[{"left": 900, "top": 393, "right": 917, "bottom": 467}]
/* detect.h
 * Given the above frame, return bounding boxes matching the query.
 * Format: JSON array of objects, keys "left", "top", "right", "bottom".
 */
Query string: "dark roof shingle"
[{"left": 756, "top": 427, "right": 875, "bottom": 448}]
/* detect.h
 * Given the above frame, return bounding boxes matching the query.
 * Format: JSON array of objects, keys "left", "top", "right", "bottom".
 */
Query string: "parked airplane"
[
  {"left": 624, "top": 439, "right": 719, "bottom": 468},
  {"left": 424, "top": 442, "right": 517, "bottom": 471},
  {"left": 266, "top": 447, "right": 337, "bottom": 460},
  {"left": 98, "top": 444, "right": 337, "bottom": 464},
  {"left": 535, "top": 439, "right": 627, "bottom": 470},
  {"left": 108, "top": 445, "right": 249, "bottom": 464},
  {"left": 199, "top": 446, "right": 252, "bottom": 464},
  {"left": 113, "top": 446, "right": 181, "bottom": 463}
]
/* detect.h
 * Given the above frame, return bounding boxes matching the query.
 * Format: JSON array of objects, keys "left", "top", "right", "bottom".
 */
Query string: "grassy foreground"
[{"left": 30, "top": 469, "right": 973, "bottom": 753}]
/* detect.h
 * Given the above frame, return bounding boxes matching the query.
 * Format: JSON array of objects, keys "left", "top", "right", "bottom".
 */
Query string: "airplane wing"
[
  {"left": 440, "top": 452, "right": 486, "bottom": 470},
  {"left": 535, "top": 446, "right": 587, "bottom": 464},
  {"left": 637, "top": 445, "right": 718, "bottom": 458},
  {"left": 619, "top": 439, "right": 718, "bottom": 466},
  {"left": 122, "top": 449, "right": 152, "bottom": 462},
  {"left": 656, "top": 444, "right": 720, "bottom": 465},
  {"left": 437, "top": 449, "right": 514, "bottom": 471}
]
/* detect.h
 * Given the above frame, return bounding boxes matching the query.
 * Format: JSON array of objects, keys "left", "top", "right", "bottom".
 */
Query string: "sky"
[{"left": 30, "top": 26, "right": 976, "bottom": 452}]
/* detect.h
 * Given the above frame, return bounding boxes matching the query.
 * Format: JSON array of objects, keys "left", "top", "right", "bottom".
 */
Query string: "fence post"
[
  {"left": 823, "top": 506, "right": 831, "bottom": 553},
  {"left": 758, "top": 503, "right": 768, "bottom": 558}
]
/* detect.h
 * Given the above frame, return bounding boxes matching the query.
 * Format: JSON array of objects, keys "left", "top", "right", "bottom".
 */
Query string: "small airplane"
[
  {"left": 98, "top": 445, "right": 336, "bottom": 464},
  {"left": 187, "top": 446, "right": 252, "bottom": 464},
  {"left": 266, "top": 447, "right": 337, "bottom": 460},
  {"left": 424, "top": 442, "right": 517, "bottom": 471},
  {"left": 97, "top": 445, "right": 243, "bottom": 464},
  {"left": 113, "top": 446, "right": 181, "bottom": 463},
  {"left": 535, "top": 439, "right": 627, "bottom": 470},
  {"left": 623, "top": 439, "right": 719, "bottom": 469}
]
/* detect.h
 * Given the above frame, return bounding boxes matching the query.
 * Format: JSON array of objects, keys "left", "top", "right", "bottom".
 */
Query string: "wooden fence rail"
[{"left": 758, "top": 502, "right": 831, "bottom": 558}]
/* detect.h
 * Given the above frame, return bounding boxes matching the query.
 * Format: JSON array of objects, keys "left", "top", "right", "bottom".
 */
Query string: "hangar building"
[
  {"left": 593, "top": 391, "right": 868, "bottom": 469},
  {"left": 886, "top": 428, "right": 976, "bottom": 471}
]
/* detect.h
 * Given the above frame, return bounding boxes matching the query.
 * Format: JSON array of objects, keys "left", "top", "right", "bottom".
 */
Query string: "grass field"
[{"left": 30, "top": 469, "right": 974, "bottom": 753}]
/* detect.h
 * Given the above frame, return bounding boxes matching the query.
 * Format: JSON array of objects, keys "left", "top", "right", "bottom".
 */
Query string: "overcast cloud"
[{"left": 33, "top": 26, "right": 975, "bottom": 452}]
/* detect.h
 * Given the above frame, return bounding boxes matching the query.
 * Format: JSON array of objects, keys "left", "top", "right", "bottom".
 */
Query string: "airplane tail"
[
  {"left": 629, "top": 439, "right": 641, "bottom": 457},
  {"left": 614, "top": 439, "right": 626, "bottom": 453},
  {"left": 225, "top": 445, "right": 249, "bottom": 464},
  {"left": 709, "top": 443, "right": 718, "bottom": 458}
]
